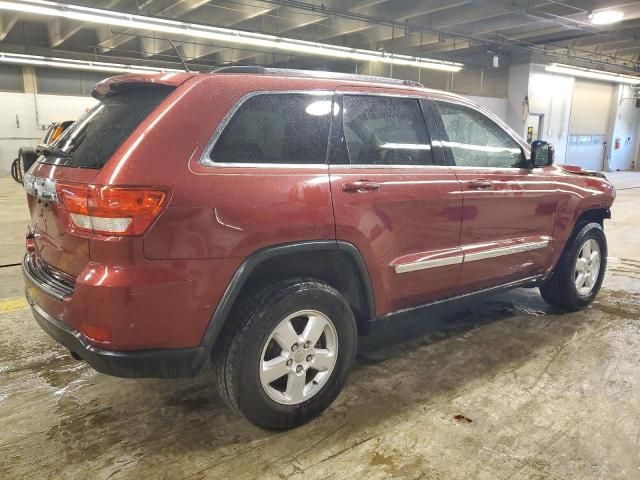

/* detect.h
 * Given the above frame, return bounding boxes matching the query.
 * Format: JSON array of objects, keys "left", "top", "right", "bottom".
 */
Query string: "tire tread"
[
  {"left": 540, "top": 222, "right": 607, "bottom": 311},
  {"left": 212, "top": 277, "right": 353, "bottom": 428}
]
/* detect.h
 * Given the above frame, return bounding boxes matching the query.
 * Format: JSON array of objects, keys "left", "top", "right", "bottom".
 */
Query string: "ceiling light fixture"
[
  {"left": 590, "top": 10, "right": 624, "bottom": 25},
  {"left": 0, "top": 51, "right": 183, "bottom": 73},
  {"left": 545, "top": 63, "right": 640, "bottom": 85},
  {"left": 0, "top": 0, "right": 463, "bottom": 72}
]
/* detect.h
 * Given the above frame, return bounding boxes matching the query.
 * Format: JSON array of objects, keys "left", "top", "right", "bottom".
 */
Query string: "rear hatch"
[{"left": 25, "top": 79, "right": 182, "bottom": 281}]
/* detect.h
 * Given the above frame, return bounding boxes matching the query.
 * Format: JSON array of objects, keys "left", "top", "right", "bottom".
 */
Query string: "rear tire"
[
  {"left": 540, "top": 222, "right": 607, "bottom": 311},
  {"left": 213, "top": 278, "right": 357, "bottom": 430}
]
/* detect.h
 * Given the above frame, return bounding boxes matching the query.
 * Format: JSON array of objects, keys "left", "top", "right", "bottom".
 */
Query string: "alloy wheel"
[
  {"left": 259, "top": 310, "right": 338, "bottom": 405},
  {"left": 574, "top": 238, "right": 601, "bottom": 296}
]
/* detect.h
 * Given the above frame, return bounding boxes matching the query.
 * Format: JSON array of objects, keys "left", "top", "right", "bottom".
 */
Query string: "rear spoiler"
[{"left": 92, "top": 72, "right": 197, "bottom": 100}]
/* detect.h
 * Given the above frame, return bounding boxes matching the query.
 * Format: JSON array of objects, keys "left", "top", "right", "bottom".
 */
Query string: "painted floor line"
[{"left": 0, "top": 297, "right": 28, "bottom": 313}]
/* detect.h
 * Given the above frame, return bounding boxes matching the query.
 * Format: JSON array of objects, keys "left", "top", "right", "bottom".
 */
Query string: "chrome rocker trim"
[{"left": 394, "top": 237, "right": 551, "bottom": 274}]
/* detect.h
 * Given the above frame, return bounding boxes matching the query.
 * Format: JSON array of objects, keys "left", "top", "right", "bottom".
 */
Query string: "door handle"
[
  {"left": 467, "top": 178, "right": 493, "bottom": 189},
  {"left": 342, "top": 181, "right": 380, "bottom": 193}
]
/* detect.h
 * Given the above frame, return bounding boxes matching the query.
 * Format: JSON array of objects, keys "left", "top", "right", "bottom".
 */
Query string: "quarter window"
[
  {"left": 210, "top": 93, "right": 333, "bottom": 164},
  {"left": 435, "top": 101, "right": 523, "bottom": 168},
  {"left": 341, "top": 95, "right": 434, "bottom": 166}
]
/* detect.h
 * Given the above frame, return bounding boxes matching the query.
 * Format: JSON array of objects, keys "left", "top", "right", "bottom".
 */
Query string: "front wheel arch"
[{"left": 540, "top": 222, "right": 607, "bottom": 311}]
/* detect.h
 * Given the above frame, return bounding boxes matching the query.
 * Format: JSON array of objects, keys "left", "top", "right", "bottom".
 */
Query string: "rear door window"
[
  {"left": 341, "top": 95, "right": 434, "bottom": 166},
  {"left": 40, "top": 86, "right": 173, "bottom": 169},
  {"left": 209, "top": 93, "right": 333, "bottom": 165}
]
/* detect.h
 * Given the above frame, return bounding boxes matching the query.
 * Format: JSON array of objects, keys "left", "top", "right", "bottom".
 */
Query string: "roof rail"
[{"left": 213, "top": 66, "right": 424, "bottom": 88}]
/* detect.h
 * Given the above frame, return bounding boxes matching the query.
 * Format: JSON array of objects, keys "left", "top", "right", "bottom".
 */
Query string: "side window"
[
  {"left": 341, "top": 95, "right": 434, "bottom": 166},
  {"left": 435, "top": 101, "right": 524, "bottom": 168},
  {"left": 210, "top": 93, "right": 332, "bottom": 164}
]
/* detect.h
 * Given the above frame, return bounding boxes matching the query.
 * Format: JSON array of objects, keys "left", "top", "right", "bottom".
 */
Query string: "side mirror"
[{"left": 531, "top": 140, "right": 554, "bottom": 167}]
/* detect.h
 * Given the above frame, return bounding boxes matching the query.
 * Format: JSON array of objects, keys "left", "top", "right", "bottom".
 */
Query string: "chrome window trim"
[
  {"left": 198, "top": 90, "right": 335, "bottom": 168},
  {"left": 394, "top": 237, "right": 550, "bottom": 274},
  {"left": 336, "top": 163, "right": 449, "bottom": 170},
  {"left": 199, "top": 162, "right": 329, "bottom": 169},
  {"left": 198, "top": 89, "right": 433, "bottom": 169},
  {"left": 336, "top": 90, "right": 427, "bottom": 100},
  {"left": 437, "top": 165, "right": 530, "bottom": 171},
  {"left": 431, "top": 97, "right": 531, "bottom": 167}
]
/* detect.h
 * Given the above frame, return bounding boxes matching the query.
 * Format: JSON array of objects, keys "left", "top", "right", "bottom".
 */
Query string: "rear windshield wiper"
[{"left": 36, "top": 143, "right": 71, "bottom": 159}]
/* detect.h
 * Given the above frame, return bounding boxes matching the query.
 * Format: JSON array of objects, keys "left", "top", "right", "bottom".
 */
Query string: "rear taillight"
[{"left": 56, "top": 183, "right": 169, "bottom": 236}]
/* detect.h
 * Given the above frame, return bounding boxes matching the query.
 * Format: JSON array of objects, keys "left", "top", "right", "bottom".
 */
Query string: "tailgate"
[
  {"left": 23, "top": 83, "right": 176, "bottom": 279},
  {"left": 25, "top": 162, "right": 99, "bottom": 277}
]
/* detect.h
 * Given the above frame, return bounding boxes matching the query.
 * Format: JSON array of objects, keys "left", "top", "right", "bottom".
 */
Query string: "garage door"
[{"left": 566, "top": 80, "right": 614, "bottom": 170}]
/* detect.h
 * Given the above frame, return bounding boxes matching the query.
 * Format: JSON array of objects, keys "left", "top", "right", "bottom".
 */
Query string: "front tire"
[
  {"left": 213, "top": 278, "right": 357, "bottom": 430},
  {"left": 540, "top": 222, "right": 607, "bottom": 311}
]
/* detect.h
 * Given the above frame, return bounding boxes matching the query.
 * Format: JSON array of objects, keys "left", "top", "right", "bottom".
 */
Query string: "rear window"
[{"left": 39, "top": 87, "right": 173, "bottom": 169}]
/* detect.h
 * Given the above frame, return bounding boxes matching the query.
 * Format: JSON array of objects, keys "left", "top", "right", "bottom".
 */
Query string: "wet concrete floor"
[{"left": 1, "top": 173, "right": 639, "bottom": 479}]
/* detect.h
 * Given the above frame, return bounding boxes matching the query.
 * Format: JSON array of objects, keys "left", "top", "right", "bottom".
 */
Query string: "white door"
[{"left": 566, "top": 80, "right": 614, "bottom": 171}]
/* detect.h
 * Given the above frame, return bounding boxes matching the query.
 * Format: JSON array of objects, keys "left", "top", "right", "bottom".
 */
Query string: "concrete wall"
[
  {"left": 466, "top": 95, "right": 508, "bottom": 122},
  {"left": 506, "top": 63, "right": 530, "bottom": 138},
  {"left": 527, "top": 63, "right": 574, "bottom": 165},
  {"left": 608, "top": 84, "right": 640, "bottom": 171},
  {"left": 0, "top": 82, "right": 509, "bottom": 177},
  {"left": 355, "top": 61, "right": 510, "bottom": 98},
  {"left": 506, "top": 62, "right": 640, "bottom": 170},
  {"left": 0, "top": 92, "right": 96, "bottom": 175}
]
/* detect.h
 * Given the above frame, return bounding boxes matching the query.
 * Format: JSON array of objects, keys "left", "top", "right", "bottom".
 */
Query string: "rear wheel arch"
[{"left": 201, "top": 241, "right": 375, "bottom": 350}]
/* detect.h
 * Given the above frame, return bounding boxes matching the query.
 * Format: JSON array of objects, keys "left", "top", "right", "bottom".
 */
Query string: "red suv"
[{"left": 23, "top": 67, "right": 615, "bottom": 429}]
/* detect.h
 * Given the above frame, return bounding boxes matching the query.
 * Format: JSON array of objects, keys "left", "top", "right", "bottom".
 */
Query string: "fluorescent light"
[
  {"left": 0, "top": 52, "right": 183, "bottom": 73},
  {"left": 545, "top": 63, "right": 640, "bottom": 85},
  {"left": 0, "top": 0, "right": 463, "bottom": 72},
  {"left": 590, "top": 10, "right": 624, "bottom": 25}
]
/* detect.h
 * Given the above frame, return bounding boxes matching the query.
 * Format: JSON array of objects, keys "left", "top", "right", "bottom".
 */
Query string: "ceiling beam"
[
  {"left": 233, "top": 0, "right": 470, "bottom": 64},
  {"left": 98, "top": 0, "right": 222, "bottom": 53},
  {"left": 44, "top": 0, "right": 127, "bottom": 48},
  {"left": 0, "top": 11, "right": 19, "bottom": 41},
  {"left": 146, "top": 0, "right": 389, "bottom": 64},
  {"left": 372, "top": 6, "right": 517, "bottom": 52},
  {"left": 48, "top": 18, "right": 84, "bottom": 48}
]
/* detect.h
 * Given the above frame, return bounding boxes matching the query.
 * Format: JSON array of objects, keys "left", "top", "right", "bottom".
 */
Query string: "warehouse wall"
[
  {"left": 609, "top": 84, "right": 640, "bottom": 171},
  {"left": 1, "top": 63, "right": 511, "bottom": 175},
  {"left": 466, "top": 95, "right": 508, "bottom": 121},
  {"left": 0, "top": 64, "right": 101, "bottom": 175},
  {"left": 354, "top": 60, "right": 510, "bottom": 98},
  {"left": 0, "top": 92, "right": 96, "bottom": 174},
  {"left": 527, "top": 63, "right": 574, "bottom": 165},
  {"left": 508, "top": 62, "right": 639, "bottom": 170},
  {"left": 506, "top": 62, "right": 531, "bottom": 137}
]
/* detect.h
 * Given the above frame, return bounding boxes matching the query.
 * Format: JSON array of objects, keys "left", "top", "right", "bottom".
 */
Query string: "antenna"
[{"left": 168, "top": 39, "right": 190, "bottom": 72}]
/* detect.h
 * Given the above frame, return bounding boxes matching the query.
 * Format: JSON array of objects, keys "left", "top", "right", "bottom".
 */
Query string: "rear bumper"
[
  {"left": 28, "top": 300, "right": 208, "bottom": 378},
  {"left": 23, "top": 252, "right": 209, "bottom": 378}
]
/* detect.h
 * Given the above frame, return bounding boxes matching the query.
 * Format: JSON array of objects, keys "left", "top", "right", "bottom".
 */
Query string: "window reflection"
[
  {"left": 436, "top": 102, "right": 523, "bottom": 168},
  {"left": 305, "top": 100, "right": 340, "bottom": 116}
]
